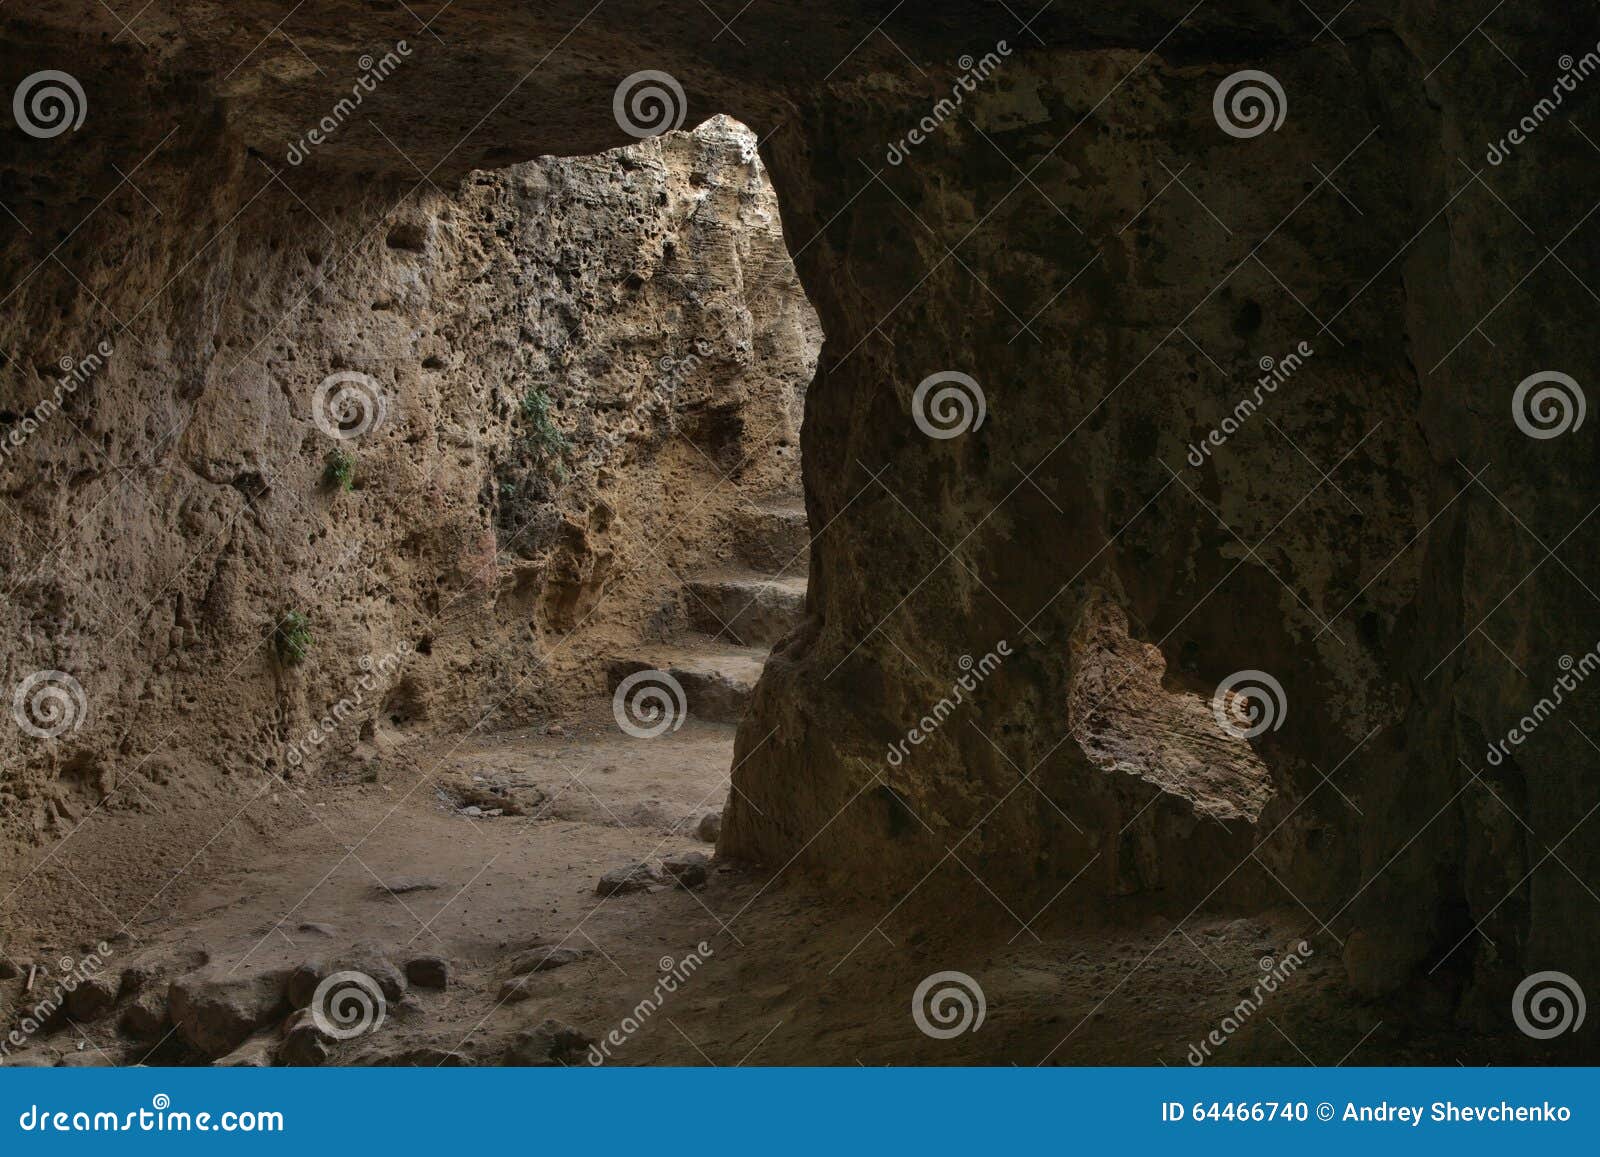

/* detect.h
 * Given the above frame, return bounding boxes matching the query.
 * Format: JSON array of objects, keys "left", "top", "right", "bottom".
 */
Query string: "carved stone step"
[
  {"left": 683, "top": 572, "right": 807, "bottom": 648},
  {"left": 607, "top": 640, "right": 770, "bottom": 724},
  {"left": 732, "top": 500, "right": 808, "bottom": 571}
]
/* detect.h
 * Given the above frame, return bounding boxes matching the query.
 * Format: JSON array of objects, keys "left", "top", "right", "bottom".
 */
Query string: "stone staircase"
[{"left": 608, "top": 497, "right": 808, "bottom": 724}]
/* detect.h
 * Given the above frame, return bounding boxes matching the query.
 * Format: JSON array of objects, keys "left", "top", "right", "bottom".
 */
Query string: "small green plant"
[
  {"left": 323, "top": 448, "right": 355, "bottom": 491},
  {"left": 518, "top": 387, "right": 571, "bottom": 463},
  {"left": 275, "top": 611, "right": 313, "bottom": 666}
]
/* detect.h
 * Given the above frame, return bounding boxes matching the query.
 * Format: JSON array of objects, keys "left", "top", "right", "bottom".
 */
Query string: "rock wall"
[
  {"left": 726, "top": 7, "right": 1600, "bottom": 1035},
  {"left": 1, "top": 109, "right": 818, "bottom": 850},
  {"left": 3, "top": 1, "right": 1598, "bottom": 1038}
]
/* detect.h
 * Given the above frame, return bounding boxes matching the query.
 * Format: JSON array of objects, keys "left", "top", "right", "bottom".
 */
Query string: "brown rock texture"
[
  {"left": 167, "top": 966, "right": 291, "bottom": 1058},
  {"left": 1, "top": 105, "right": 817, "bottom": 852},
  {"left": 1068, "top": 595, "right": 1273, "bottom": 825},
  {"left": 3, "top": 0, "right": 1598, "bottom": 1050}
]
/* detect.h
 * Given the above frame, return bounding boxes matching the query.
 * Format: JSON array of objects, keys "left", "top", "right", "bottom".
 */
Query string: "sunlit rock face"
[
  {"left": 1, "top": 91, "right": 815, "bottom": 849},
  {"left": 1068, "top": 596, "right": 1274, "bottom": 825},
  {"left": 4, "top": 2, "right": 1598, "bottom": 1040}
]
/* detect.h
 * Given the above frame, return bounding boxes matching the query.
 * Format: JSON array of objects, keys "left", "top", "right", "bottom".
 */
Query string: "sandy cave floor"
[{"left": 1, "top": 705, "right": 1505, "bottom": 1067}]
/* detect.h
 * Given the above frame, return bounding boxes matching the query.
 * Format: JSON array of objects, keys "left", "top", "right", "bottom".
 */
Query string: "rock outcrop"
[
  {"left": 1, "top": 105, "right": 817, "bottom": 857},
  {"left": 3, "top": 1, "right": 1597, "bottom": 1047}
]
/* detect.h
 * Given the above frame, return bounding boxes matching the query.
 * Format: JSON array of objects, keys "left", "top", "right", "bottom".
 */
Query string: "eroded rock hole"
[{"left": 1067, "top": 595, "right": 1275, "bottom": 823}]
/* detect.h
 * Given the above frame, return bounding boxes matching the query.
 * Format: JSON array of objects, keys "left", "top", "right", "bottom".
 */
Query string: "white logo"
[
  {"left": 912, "top": 971, "right": 986, "bottom": 1039},
  {"left": 310, "top": 970, "right": 387, "bottom": 1040},
  {"left": 1213, "top": 70, "right": 1287, "bottom": 139},
  {"left": 912, "top": 371, "right": 986, "bottom": 439},
  {"left": 1512, "top": 970, "right": 1586, "bottom": 1039},
  {"left": 1512, "top": 371, "right": 1585, "bottom": 440},
  {"left": 1211, "top": 669, "right": 1287, "bottom": 739},
  {"left": 13, "top": 71, "right": 87, "bottom": 139},
  {"left": 313, "top": 371, "right": 387, "bottom": 440},
  {"left": 12, "top": 671, "right": 86, "bottom": 739},
  {"left": 613, "top": 71, "right": 687, "bottom": 139},
  {"left": 612, "top": 670, "right": 687, "bottom": 738}
]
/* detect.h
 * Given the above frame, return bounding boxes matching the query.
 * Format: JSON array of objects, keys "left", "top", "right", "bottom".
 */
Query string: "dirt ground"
[{"left": 0, "top": 703, "right": 1504, "bottom": 1067}]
